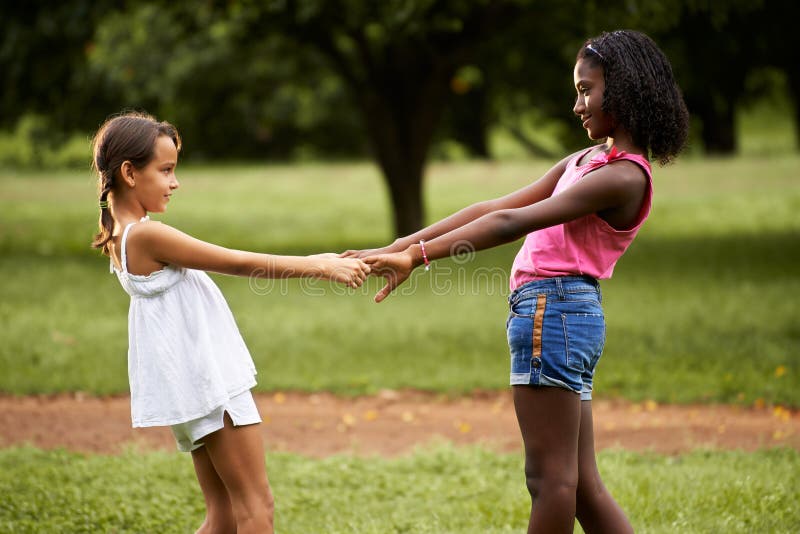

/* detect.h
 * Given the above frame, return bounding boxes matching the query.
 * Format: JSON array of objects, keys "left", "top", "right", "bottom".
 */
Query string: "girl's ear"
[{"left": 120, "top": 161, "right": 135, "bottom": 187}]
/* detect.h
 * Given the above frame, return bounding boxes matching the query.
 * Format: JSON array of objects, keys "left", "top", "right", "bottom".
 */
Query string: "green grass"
[
  {"left": 0, "top": 446, "right": 797, "bottom": 533},
  {"left": 0, "top": 155, "right": 798, "bottom": 405},
  {"left": 0, "top": 114, "right": 798, "bottom": 533}
]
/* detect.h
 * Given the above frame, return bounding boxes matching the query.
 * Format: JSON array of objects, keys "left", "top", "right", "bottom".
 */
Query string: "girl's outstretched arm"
[
  {"left": 366, "top": 160, "right": 646, "bottom": 302},
  {"left": 126, "top": 222, "right": 370, "bottom": 288},
  {"left": 342, "top": 152, "right": 577, "bottom": 258}
]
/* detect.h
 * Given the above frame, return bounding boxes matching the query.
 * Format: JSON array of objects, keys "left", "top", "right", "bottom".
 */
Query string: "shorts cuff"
[{"left": 171, "top": 390, "right": 261, "bottom": 452}]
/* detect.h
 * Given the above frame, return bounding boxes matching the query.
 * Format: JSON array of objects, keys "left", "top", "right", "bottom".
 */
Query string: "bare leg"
[
  {"left": 575, "top": 401, "right": 634, "bottom": 534},
  {"left": 513, "top": 385, "right": 582, "bottom": 534},
  {"left": 191, "top": 446, "right": 236, "bottom": 534},
  {"left": 202, "top": 414, "right": 275, "bottom": 534}
]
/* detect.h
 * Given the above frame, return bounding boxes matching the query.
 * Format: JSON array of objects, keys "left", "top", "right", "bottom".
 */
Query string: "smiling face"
[
  {"left": 573, "top": 58, "right": 614, "bottom": 140},
  {"left": 130, "top": 135, "right": 179, "bottom": 213}
]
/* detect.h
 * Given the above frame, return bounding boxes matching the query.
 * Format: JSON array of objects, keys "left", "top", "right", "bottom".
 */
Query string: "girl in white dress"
[{"left": 91, "top": 111, "right": 370, "bottom": 534}]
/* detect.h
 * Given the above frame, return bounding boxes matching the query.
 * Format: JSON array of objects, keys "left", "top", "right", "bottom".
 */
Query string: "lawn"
[
  {"left": 0, "top": 446, "right": 797, "bottom": 533},
  {"left": 1, "top": 143, "right": 799, "bottom": 534},
  {"left": 0, "top": 155, "right": 798, "bottom": 406}
]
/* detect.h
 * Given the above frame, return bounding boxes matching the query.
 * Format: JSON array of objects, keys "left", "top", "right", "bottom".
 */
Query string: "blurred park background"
[
  {"left": 1, "top": 1, "right": 799, "bottom": 532},
  {"left": 2, "top": 0, "right": 799, "bottom": 234}
]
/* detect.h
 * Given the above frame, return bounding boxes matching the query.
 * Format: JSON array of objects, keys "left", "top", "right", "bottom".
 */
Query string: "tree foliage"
[
  {"left": 88, "top": 2, "right": 363, "bottom": 160},
  {"left": 251, "top": 0, "right": 529, "bottom": 234},
  {"left": 0, "top": 0, "right": 796, "bottom": 233},
  {"left": 0, "top": 0, "right": 120, "bottom": 134}
]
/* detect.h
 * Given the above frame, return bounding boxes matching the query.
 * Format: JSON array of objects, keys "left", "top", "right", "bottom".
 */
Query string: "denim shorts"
[{"left": 507, "top": 276, "right": 605, "bottom": 400}]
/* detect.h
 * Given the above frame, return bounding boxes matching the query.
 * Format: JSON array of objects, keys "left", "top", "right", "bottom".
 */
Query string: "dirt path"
[{"left": 0, "top": 390, "right": 797, "bottom": 457}]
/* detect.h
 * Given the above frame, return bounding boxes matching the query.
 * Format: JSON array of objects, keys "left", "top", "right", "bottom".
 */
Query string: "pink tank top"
[{"left": 510, "top": 147, "right": 652, "bottom": 290}]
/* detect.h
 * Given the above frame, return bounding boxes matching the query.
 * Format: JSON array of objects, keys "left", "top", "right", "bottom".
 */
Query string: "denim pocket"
[
  {"left": 507, "top": 313, "right": 534, "bottom": 376},
  {"left": 508, "top": 293, "right": 539, "bottom": 318},
  {"left": 561, "top": 312, "right": 606, "bottom": 372}
]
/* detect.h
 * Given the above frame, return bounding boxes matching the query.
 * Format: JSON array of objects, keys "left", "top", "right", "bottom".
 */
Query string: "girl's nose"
[
  {"left": 171, "top": 177, "right": 180, "bottom": 189},
  {"left": 573, "top": 96, "right": 584, "bottom": 116}
]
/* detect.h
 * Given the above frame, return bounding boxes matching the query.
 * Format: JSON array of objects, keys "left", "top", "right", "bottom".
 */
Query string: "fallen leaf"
[
  {"left": 342, "top": 413, "right": 357, "bottom": 426},
  {"left": 378, "top": 389, "right": 399, "bottom": 401},
  {"left": 651, "top": 417, "right": 663, "bottom": 427},
  {"left": 773, "top": 406, "right": 791, "bottom": 422}
]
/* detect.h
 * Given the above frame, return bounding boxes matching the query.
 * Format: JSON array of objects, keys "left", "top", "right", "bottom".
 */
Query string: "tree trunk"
[
  {"left": 695, "top": 94, "right": 737, "bottom": 154},
  {"left": 786, "top": 67, "right": 800, "bottom": 152},
  {"left": 289, "top": 3, "right": 520, "bottom": 236},
  {"left": 382, "top": 156, "right": 425, "bottom": 239},
  {"left": 450, "top": 86, "right": 491, "bottom": 158},
  {"left": 358, "top": 67, "right": 453, "bottom": 237},
  {"left": 361, "top": 94, "right": 434, "bottom": 236}
]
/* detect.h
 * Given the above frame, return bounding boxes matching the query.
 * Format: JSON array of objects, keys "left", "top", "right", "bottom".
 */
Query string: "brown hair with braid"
[
  {"left": 578, "top": 30, "right": 689, "bottom": 165},
  {"left": 91, "top": 111, "right": 181, "bottom": 256}
]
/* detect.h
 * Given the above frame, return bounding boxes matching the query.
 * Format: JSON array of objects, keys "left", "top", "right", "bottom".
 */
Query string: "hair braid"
[{"left": 92, "top": 154, "right": 116, "bottom": 255}]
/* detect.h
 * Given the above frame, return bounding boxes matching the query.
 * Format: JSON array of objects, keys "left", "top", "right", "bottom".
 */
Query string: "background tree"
[
  {"left": 437, "top": 0, "right": 585, "bottom": 160},
  {"left": 584, "top": 0, "right": 785, "bottom": 155},
  {"left": 88, "top": 3, "right": 364, "bottom": 160},
  {"left": 255, "top": 0, "right": 527, "bottom": 236},
  {"left": 754, "top": 0, "right": 800, "bottom": 150},
  {"left": 0, "top": 0, "right": 120, "bottom": 136},
  {"left": 2, "top": 0, "right": 797, "bottom": 231},
  {"left": 444, "top": 0, "right": 796, "bottom": 160},
  {"left": 656, "top": 3, "right": 759, "bottom": 154}
]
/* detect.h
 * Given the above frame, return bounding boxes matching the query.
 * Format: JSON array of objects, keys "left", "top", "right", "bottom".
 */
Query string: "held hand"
[
  {"left": 339, "top": 248, "right": 377, "bottom": 259},
  {"left": 363, "top": 250, "right": 416, "bottom": 303},
  {"left": 340, "top": 240, "right": 401, "bottom": 259},
  {"left": 322, "top": 257, "right": 371, "bottom": 288}
]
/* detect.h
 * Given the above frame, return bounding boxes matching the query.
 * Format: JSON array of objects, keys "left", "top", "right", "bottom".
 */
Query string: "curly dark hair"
[{"left": 578, "top": 30, "right": 689, "bottom": 165}]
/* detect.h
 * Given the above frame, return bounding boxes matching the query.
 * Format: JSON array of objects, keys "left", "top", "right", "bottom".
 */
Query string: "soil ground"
[{"left": 0, "top": 390, "right": 797, "bottom": 457}]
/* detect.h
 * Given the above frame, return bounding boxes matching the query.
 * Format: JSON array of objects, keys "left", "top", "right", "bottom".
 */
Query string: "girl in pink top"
[{"left": 349, "top": 30, "right": 689, "bottom": 533}]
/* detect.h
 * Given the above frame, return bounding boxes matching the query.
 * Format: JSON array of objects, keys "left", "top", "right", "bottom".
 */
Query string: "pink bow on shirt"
[{"left": 585, "top": 146, "right": 627, "bottom": 169}]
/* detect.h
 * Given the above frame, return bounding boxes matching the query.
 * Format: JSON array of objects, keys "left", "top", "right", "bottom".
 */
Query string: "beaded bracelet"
[{"left": 419, "top": 239, "right": 431, "bottom": 271}]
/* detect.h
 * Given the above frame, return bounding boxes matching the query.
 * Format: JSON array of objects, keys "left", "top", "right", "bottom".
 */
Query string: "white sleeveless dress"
[{"left": 112, "top": 218, "right": 257, "bottom": 427}]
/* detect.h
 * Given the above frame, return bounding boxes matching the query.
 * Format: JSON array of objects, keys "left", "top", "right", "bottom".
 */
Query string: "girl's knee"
[
  {"left": 196, "top": 512, "right": 236, "bottom": 534},
  {"left": 577, "top": 471, "right": 604, "bottom": 497},
  {"left": 231, "top": 486, "right": 274, "bottom": 526},
  {"left": 576, "top": 475, "right": 612, "bottom": 514},
  {"left": 200, "top": 492, "right": 236, "bottom": 533},
  {"left": 233, "top": 507, "right": 274, "bottom": 534},
  {"left": 524, "top": 473, "right": 543, "bottom": 499},
  {"left": 263, "top": 487, "right": 275, "bottom": 517},
  {"left": 525, "top": 470, "right": 579, "bottom": 500},
  {"left": 253, "top": 482, "right": 275, "bottom": 513}
]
